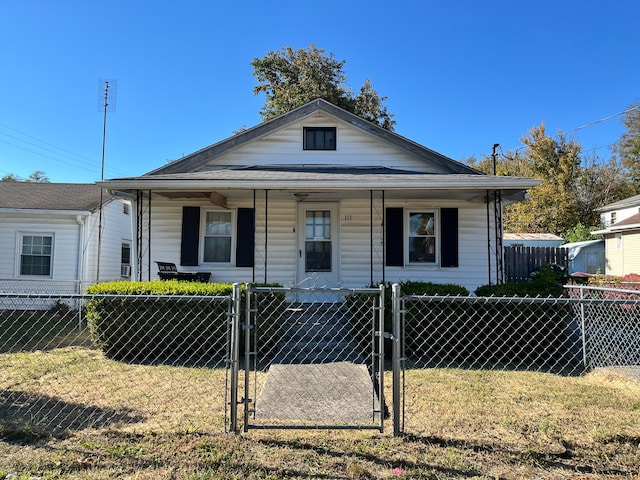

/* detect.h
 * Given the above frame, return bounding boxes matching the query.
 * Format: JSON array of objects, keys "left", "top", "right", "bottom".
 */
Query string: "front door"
[{"left": 297, "top": 203, "right": 340, "bottom": 288}]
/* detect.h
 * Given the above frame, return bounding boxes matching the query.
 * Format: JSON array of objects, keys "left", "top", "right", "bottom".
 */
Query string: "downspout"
[
  {"left": 76, "top": 214, "right": 87, "bottom": 292},
  {"left": 147, "top": 190, "right": 152, "bottom": 281},
  {"left": 486, "top": 191, "right": 492, "bottom": 285},
  {"left": 252, "top": 189, "right": 256, "bottom": 283}
]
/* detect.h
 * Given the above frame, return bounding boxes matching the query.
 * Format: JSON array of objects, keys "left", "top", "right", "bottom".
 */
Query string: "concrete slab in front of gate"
[{"left": 254, "top": 362, "right": 379, "bottom": 422}]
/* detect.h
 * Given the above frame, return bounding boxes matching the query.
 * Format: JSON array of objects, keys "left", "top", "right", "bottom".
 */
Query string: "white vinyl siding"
[
  {"left": 145, "top": 195, "right": 494, "bottom": 292},
  {"left": 194, "top": 113, "right": 453, "bottom": 174}
]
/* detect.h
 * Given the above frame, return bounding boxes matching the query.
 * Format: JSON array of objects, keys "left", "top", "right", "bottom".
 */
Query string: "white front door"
[{"left": 297, "top": 203, "right": 340, "bottom": 288}]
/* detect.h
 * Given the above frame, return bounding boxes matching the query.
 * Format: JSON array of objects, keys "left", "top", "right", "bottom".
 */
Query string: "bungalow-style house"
[
  {"left": 592, "top": 194, "right": 640, "bottom": 276},
  {"left": 101, "top": 99, "right": 538, "bottom": 292},
  {"left": 0, "top": 182, "right": 134, "bottom": 294}
]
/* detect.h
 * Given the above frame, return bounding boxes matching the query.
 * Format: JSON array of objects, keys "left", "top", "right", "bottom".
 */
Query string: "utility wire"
[
  {"left": 504, "top": 104, "right": 639, "bottom": 155},
  {"left": 0, "top": 122, "right": 130, "bottom": 178}
]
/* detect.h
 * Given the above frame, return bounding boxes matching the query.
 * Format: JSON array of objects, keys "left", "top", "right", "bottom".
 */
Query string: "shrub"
[
  {"left": 347, "top": 281, "right": 470, "bottom": 358},
  {"left": 85, "top": 280, "right": 235, "bottom": 362},
  {"left": 85, "top": 281, "right": 286, "bottom": 363},
  {"left": 474, "top": 264, "right": 564, "bottom": 298}
]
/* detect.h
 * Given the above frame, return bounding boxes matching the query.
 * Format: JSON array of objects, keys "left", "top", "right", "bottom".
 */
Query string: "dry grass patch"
[{"left": 2, "top": 348, "right": 640, "bottom": 479}]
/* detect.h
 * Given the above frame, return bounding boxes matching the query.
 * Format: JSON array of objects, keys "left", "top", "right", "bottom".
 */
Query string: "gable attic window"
[{"left": 303, "top": 127, "right": 336, "bottom": 150}]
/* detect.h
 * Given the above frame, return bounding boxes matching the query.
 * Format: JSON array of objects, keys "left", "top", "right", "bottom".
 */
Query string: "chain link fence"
[
  {"left": 396, "top": 285, "right": 640, "bottom": 445},
  {"left": 1, "top": 291, "right": 236, "bottom": 436},
  {"left": 2, "top": 283, "right": 640, "bottom": 443},
  {"left": 242, "top": 285, "right": 386, "bottom": 431}
]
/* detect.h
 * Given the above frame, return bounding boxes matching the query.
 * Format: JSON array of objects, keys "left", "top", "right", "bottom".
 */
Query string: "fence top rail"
[
  {"left": 402, "top": 294, "right": 640, "bottom": 305},
  {"left": 247, "top": 285, "right": 383, "bottom": 295},
  {"left": 0, "top": 292, "right": 233, "bottom": 301},
  {"left": 564, "top": 284, "right": 640, "bottom": 295}
]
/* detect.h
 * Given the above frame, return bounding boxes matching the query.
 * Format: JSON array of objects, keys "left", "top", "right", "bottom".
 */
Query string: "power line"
[
  {"left": 0, "top": 122, "right": 130, "bottom": 178},
  {"left": 504, "top": 105, "right": 639, "bottom": 155},
  {"left": 559, "top": 104, "right": 640, "bottom": 136}
]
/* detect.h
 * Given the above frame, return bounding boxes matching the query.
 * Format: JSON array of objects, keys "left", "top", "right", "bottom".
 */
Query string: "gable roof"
[
  {"left": 146, "top": 98, "right": 481, "bottom": 176},
  {"left": 597, "top": 194, "right": 640, "bottom": 212},
  {"left": 0, "top": 182, "right": 109, "bottom": 212},
  {"left": 592, "top": 212, "right": 640, "bottom": 235}
]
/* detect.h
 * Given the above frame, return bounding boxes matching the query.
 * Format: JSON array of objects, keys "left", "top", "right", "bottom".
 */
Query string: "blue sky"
[{"left": 1, "top": 1, "right": 638, "bottom": 183}]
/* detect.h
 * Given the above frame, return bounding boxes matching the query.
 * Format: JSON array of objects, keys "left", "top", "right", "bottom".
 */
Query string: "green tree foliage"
[
  {"left": 613, "top": 103, "right": 640, "bottom": 193},
  {"left": 251, "top": 45, "right": 395, "bottom": 131},
  {"left": 1, "top": 171, "right": 50, "bottom": 182},
  {"left": 1, "top": 173, "right": 20, "bottom": 181},
  {"left": 468, "top": 124, "right": 633, "bottom": 237},
  {"left": 563, "top": 222, "right": 603, "bottom": 243}
]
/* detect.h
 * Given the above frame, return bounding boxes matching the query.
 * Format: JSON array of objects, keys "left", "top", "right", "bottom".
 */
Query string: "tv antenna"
[{"left": 96, "top": 79, "right": 117, "bottom": 282}]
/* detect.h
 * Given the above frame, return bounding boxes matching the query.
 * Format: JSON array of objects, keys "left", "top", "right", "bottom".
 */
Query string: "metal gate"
[{"left": 240, "top": 285, "right": 386, "bottom": 431}]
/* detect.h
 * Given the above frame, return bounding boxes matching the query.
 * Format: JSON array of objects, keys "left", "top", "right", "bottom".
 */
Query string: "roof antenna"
[{"left": 96, "top": 79, "right": 117, "bottom": 282}]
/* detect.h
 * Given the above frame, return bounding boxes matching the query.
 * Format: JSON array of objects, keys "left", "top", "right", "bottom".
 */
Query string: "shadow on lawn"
[
  {"left": 403, "top": 433, "right": 636, "bottom": 477},
  {"left": 0, "top": 389, "right": 144, "bottom": 442}
]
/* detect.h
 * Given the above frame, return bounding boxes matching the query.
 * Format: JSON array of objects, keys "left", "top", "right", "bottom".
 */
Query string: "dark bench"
[{"left": 155, "top": 261, "right": 211, "bottom": 282}]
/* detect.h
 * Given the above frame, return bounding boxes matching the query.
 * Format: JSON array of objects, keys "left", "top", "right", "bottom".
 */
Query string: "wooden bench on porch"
[{"left": 155, "top": 261, "right": 211, "bottom": 283}]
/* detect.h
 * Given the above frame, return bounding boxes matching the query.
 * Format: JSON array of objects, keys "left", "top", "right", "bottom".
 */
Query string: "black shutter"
[
  {"left": 385, "top": 207, "right": 404, "bottom": 266},
  {"left": 180, "top": 206, "right": 200, "bottom": 266},
  {"left": 440, "top": 208, "right": 458, "bottom": 267},
  {"left": 236, "top": 208, "right": 255, "bottom": 267}
]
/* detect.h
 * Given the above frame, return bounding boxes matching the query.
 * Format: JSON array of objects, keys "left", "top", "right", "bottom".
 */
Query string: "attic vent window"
[{"left": 303, "top": 127, "right": 336, "bottom": 150}]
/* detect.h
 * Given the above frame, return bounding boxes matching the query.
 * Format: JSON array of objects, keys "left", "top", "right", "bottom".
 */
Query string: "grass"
[{"left": 1, "top": 313, "right": 640, "bottom": 478}]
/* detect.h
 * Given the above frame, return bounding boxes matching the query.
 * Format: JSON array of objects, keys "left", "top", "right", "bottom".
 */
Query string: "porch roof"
[{"left": 101, "top": 166, "right": 539, "bottom": 197}]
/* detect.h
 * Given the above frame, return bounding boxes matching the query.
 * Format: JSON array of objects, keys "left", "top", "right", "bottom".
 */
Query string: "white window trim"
[
  {"left": 120, "top": 240, "right": 132, "bottom": 278},
  {"left": 17, "top": 231, "right": 55, "bottom": 278},
  {"left": 404, "top": 209, "right": 439, "bottom": 266},
  {"left": 200, "top": 208, "right": 236, "bottom": 265}
]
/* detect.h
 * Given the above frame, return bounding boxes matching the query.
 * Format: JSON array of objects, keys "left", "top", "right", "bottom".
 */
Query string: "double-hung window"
[
  {"left": 408, "top": 212, "right": 437, "bottom": 263},
  {"left": 203, "top": 211, "right": 232, "bottom": 263},
  {"left": 20, "top": 234, "right": 53, "bottom": 276}
]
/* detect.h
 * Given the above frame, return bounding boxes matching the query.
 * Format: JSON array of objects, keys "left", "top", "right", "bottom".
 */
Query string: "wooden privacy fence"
[{"left": 504, "top": 246, "right": 568, "bottom": 283}]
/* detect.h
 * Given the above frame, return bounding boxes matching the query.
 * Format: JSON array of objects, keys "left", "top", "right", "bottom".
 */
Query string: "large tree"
[
  {"left": 469, "top": 124, "right": 633, "bottom": 237},
  {"left": 251, "top": 45, "right": 395, "bottom": 131},
  {"left": 612, "top": 103, "right": 640, "bottom": 193}
]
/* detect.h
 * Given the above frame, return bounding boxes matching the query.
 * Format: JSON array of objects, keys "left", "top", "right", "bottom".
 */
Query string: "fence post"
[
  {"left": 392, "top": 283, "right": 401, "bottom": 436},
  {"left": 580, "top": 285, "right": 588, "bottom": 369},
  {"left": 229, "top": 282, "right": 241, "bottom": 433},
  {"left": 378, "top": 283, "right": 385, "bottom": 433}
]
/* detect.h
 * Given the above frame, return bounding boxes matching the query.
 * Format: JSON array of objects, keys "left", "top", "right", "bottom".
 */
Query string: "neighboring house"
[
  {"left": 560, "top": 239, "right": 605, "bottom": 275},
  {"left": 101, "top": 99, "right": 538, "bottom": 292},
  {"left": 592, "top": 194, "right": 640, "bottom": 276},
  {"left": 503, "top": 233, "right": 564, "bottom": 248},
  {"left": 0, "top": 182, "right": 135, "bottom": 293}
]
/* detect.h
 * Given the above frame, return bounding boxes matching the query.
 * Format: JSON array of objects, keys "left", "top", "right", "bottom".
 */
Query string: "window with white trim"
[
  {"left": 203, "top": 211, "right": 232, "bottom": 263},
  {"left": 407, "top": 211, "right": 437, "bottom": 263},
  {"left": 121, "top": 241, "right": 131, "bottom": 278},
  {"left": 20, "top": 234, "right": 53, "bottom": 276}
]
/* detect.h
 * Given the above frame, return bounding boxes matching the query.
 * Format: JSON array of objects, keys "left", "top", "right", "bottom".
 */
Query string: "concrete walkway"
[{"left": 253, "top": 304, "right": 381, "bottom": 423}]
